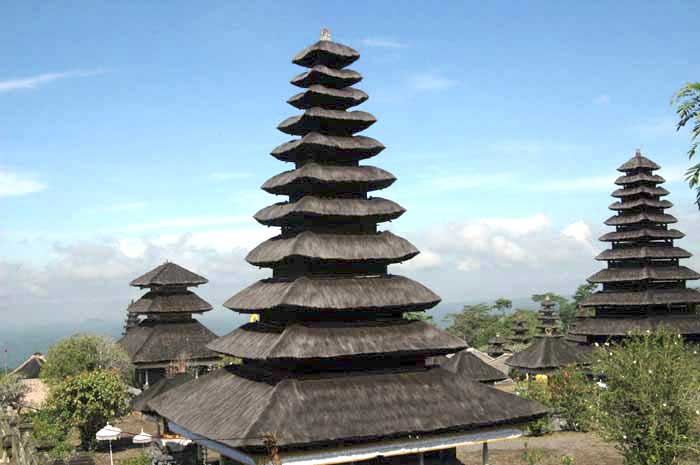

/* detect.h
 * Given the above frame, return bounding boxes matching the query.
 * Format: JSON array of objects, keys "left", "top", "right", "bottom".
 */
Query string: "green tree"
[
  {"left": 672, "top": 82, "right": 700, "bottom": 204},
  {"left": 594, "top": 330, "right": 700, "bottom": 465},
  {"left": 45, "top": 370, "right": 130, "bottom": 450},
  {"left": 403, "top": 312, "right": 435, "bottom": 324},
  {"left": 492, "top": 298, "right": 512, "bottom": 315},
  {"left": 0, "top": 374, "right": 28, "bottom": 412},
  {"left": 445, "top": 303, "right": 492, "bottom": 347},
  {"left": 42, "top": 334, "right": 132, "bottom": 384}
]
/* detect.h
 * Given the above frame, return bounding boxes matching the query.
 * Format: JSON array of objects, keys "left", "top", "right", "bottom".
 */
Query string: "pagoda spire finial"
[
  {"left": 635, "top": 148, "right": 642, "bottom": 157},
  {"left": 320, "top": 27, "right": 331, "bottom": 41}
]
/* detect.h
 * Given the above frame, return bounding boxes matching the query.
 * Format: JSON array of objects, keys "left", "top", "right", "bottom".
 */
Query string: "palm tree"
[{"left": 672, "top": 82, "right": 700, "bottom": 204}]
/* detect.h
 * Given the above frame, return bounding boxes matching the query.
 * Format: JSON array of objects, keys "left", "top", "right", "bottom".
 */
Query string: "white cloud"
[
  {"left": 360, "top": 38, "right": 408, "bottom": 49},
  {"left": 394, "top": 249, "right": 442, "bottom": 272},
  {"left": 0, "top": 169, "right": 46, "bottom": 197},
  {"left": 0, "top": 69, "right": 105, "bottom": 94},
  {"left": 408, "top": 73, "right": 457, "bottom": 91},
  {"left": 593, "top": 95, "right": 610, "bottom": 105}
]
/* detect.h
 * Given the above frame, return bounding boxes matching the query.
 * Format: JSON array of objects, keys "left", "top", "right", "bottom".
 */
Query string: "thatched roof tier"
[
  {"left": 246, "top": 231, "right": 418, "bottom": 267},
  {"left": 440, "top": 350, "right": 508, "bottom": 383},
  {"left": 254, "top": 196, "right": 405, "bottom": 226},
  {"left": 618, "top": 154, "right": 661, "bottom": 171},
  {"left": 588, "top": 266, "right": 700, "bottom": 283},
  {"left": 609, "top": 198, "right": 673, "bottom": 210},
  {"left": 291, "top": 65, "right": 362, "bottom": 89},
  {"left": 288, "top": 85, "right": 368, "bottom": 110},
  {"left": 614, "top": 173, "right": 665, "bottom": 185},
  {"left": 506, "top": 337, "right": 587, "bottom": 372},
  {"left": 569, "top": 314, "right": 700, "bottom": 336},
  {"left": 132, "top": 372, "right": 194, "bottom": 414},
  {"left": 278, "top": 108, "right": 376, "bottom": 136},
  {"left": 292, "top": 39, "right": 360, "bottom": 69},
  {"left": 612, "top": 185, "right": 669, "bottom": 198},
  {"left": 130, "top": 262, "right": 208, "bottom": 288},
  {"left": 208, "top": 319, "right": 466, "bottom": 360},
  {"left": 127, "top": 290, "right": 213, "bottom": 315},
  {"left": 272, "top": 133, "right": 385, "bottom": 163},
  {"left": 224, "top": 275, "right": 441, "bottom": 314},
  {"left": 118, "top": 319, "right": 218, "bottom": 364},
  {"left": 262, "top": 163, "right": 395, "bottom": 195},
  {"left": 595, "top": 245, "right": 691, "bottom": 261},
  {"left": 149, "top": 364, "right": 546, "bottom": 449},
  {"left": 580, "top": 288, "right": 700, "bottom": 307},
  {"left": 604, "top": 212, "right": 677, "bottom": 226},
  {"left": 600, "top": 228, "right": 684, "bottom": 242}
]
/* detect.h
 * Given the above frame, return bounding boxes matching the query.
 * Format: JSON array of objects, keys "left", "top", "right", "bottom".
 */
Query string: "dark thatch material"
[
  {"left": 127, "top": 290, "right": 213, "bottom": 315},
  {"left": 291, "top": 65, "right": 362, "bottom": 89},
  {"left": 246, "top": 231, "right": 418, "bottom": 266},
  {"left": 609, "top": 198, "right": 673, "bottom": 210},
  {"left": 604, "top": 212, "right": 677, "bottom": 226},
  {"left": 118, "top": 319, "right": 218, "bottom": 364},
  {"left": 612, "top": 185, "right": 669, "bottom": 198},
  {"left": 10, "top": 353, "right": 45, "bottom": 379},
  {"left": 506, "top": 337, "right": 588, "bottom": 372},
  {"left": 595, "top": 246, "right": 691, "bottom": 261},
  {"left": 130, "top": 262, "right": 207, "bottom": 288},
  {"left": 580, "top": 288, "right": 700, "bottom": 307},
  {"left": 288, "top": 85, "right": 368, "bottom": 110},
  {"left": 588, "top": 266, "right": 700, "bottom": 283},
  {"left": 440, "top": 350, "right": 508, "bottom": 383},
  {"left": 132, "top": 372, "right": 194, "bottom": 413},
  {"left": 254, "top": 196, "right": 405, "bottom": 226},
  {"left": 569, "top": 315, "right": 700, "bottom": 336},
  {"left": 278, "top": 108, "right": 376, "bottom": 136},
  {"left": 618, "top": 154, "right": 661, "bottom": 171},
  {"left": 272, "top": 133, "right": 384, "bottom": 163},
  {"left": 262, "top": 163, "right": 395, "bottom": 195},
  {"left": 208, "top": 320, "right": 466, "bottom": 360},
  {"left": 149, "top": 364, "right": 547, "bottom": 449},
  {"left": 600, "top": 228, "right": 684, "bottom": 242},
  {"left": 224, "top": 275, "right": 441, "bottom": 314},
  {"left": 615, "top": 173, "right": 665, "bottom": 185},
  {"left": 292, "top": 40, "right": 360, "bottom": 69}
]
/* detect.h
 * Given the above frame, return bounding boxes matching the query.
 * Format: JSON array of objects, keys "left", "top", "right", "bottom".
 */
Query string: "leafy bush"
[
  {"left": 521, "top": 442, "right": 546, "bottom": 465},
  {"left": 31, "top": 409, "right": 73, "bottom": 459},
  {"left": 549, "top": 366, "right": 596, "bottom": 432},
  {"left": 42, "top": 334, "right": 133, "bottom": 384},
  {"left": 0, "top": 375, "right": 28, "bottom": 411},
  {"left": 119, "top": 452, "right": 151, "bottom": 465},
  {"left": 593, "top": 330, "right": 700, "bottom": 465},
  {"left": 515, "top": 380, "right": 552, "bottom": 436},
  {"left": 44, "top": 369, "right": 130, "bottom": 450}
]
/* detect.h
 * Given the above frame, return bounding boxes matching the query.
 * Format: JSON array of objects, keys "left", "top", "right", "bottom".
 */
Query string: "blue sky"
[{"left": 2, "top": 1, "right": 700, "bottom": 325}]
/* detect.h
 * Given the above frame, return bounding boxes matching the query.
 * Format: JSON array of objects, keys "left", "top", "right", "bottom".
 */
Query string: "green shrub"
[
  {"left": 31, "top": 409, "right": 73, "bottom": 459},
  {"left": 515, "top": 380, "right": 552, "bottom": 436},
  {"left": 549, "top": 366, "right": 596, "bottom": 432},
  {"left": 521, "top": 442, "right": 546, "bottom": 465},
  {"left": 119, "top": 452, "right": 151, "bottom": 465}
]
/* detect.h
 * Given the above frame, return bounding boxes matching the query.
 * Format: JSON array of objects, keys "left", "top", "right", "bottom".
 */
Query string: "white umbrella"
[
  {"left": 132, "top": 429, "right": 153, "bottom": 446},
  {"left": 96, "top": 424, "right": 122, "bottom": 465}
]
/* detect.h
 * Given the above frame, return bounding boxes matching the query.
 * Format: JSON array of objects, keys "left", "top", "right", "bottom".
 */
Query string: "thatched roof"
[
  {"left": 595, "top": 245, "right": 691, "bottom": 261},
  {"left": 132, "top": 372, "right": 194, "bottom": 413},
  {"left": 288, "top": 85, "right": 368, "bottom": 110},
  {"left": 506, "top": 337, "right": 588, "bottom": 372},
  {"left": 291, "top": 65, "right": 362, "bottom": 89},
  {"left": 439, "top": 350, "right": 508, "bottom": 383},
  {"left": 292, "top": 40, "right": 360, "bottom": 69},
  {"left": 127, "top": 290, "right": 213, "bottom": 315},
  {"left": 149, "top": 364, "right": 546, "bottom": 449},
  {"left": 246, "top": 231, "right": 418, "bottom": 267},
  {"left": 617, "top": 153, "right": 661, "bottom": 171},
  {"left": 615, "top": 173, "right": 665, "bottom": 185},
  {"left": 569, "top": 314, "right": 700, "bottom": 336},
  {"left": 130, "top": 262, "right": 207, "bottom": 288},
  {"left": 224, "top": 275, "right": 441, "bottom": 314},
  {"left": 588, "top": 266, "right": 700, "bottom": 283},
  {"left": 605, "top": 211, "right": 677, "bottom": 226},
  {"left": 262, "top": 163, "right": 395, "bottom": 195},
  {"left": 254, "top": 196, "right": 405, "bottom": 226},
  {"left": 580, "top": 288, "right": 700, "bottom": 307},
  {"left": 609, "top": 198, "right": 673, "bottom": 210},
  {"left": 118, "top": 319, "right": 218, "bottom": 364},
  {"left": 612, "top": 185, "right": 669, "bottom": 198},
  {"left": 272, "top": 133, "right": 384, "bottom": 163},
  {"left": 11, "top": 353, "right": 45, "bottom": 379},
  {"left": 600, "top": 227, "right": 684, "bottom": 242},
  {"left": 208, "top": 319, "right": 466, "bottom": 360},
  {"left": 278, "top": 108, "right": 376, "bottom": 136}
]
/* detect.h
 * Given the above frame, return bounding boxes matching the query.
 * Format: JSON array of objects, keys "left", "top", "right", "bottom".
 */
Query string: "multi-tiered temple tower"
[
  {"left": 509, "top": 315, "right": 531, "bottom": 346},
  {"left": 119, "top": 262, "right": 219, "bottom": 387},
  {"left": 571, "top": 150, "right": 700, "bottom": 344},
  {"left": 151, "top": 30, "right": 546, "bottom": 465}
]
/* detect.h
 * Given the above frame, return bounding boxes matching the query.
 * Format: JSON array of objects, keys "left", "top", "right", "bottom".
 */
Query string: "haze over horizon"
[{"left": 2, "top": 1, "right": 700, "bottom": 339}]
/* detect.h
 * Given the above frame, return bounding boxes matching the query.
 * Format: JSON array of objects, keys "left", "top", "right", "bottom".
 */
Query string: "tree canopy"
[{"left": 672, "top": 82, "right": 700, "bottom": 204}]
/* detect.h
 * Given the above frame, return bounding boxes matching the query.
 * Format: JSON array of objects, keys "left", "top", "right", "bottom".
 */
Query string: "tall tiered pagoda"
[
  {"left": 507, "top": 297, "right": 584, "bottom": 375},
  {"left": 151, "top": 30, "right": 546, "bottom": 465},
  {"left": 570, "top": 150, "right": 700, "bottom": 344},
  {"left": 119, "top": 262, "right": 220, "bottom": 388},
  {"left": 509, "top": 315, "right": 530, "bottom": 346}
]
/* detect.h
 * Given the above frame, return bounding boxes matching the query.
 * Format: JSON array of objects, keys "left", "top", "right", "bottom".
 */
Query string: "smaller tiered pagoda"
[
  {"left": 122, "top": 309, "right": 140, "bottom": 336},
  {"left": 440, "top": 350, "right": 508, "bottom": 384},
  {"left": 487, "top": 335, "right": 508, "bottom": 358},
  {"left": 507, "top": 297, "right": 584, "bottom": 375},
  {"left": 509, "top": 315, "right": 531, "bottom": 346},
  {"left": 571, "top": 150, "right": 700, "bottom": 344},
  {"left": 118, "top": 262, "right": 220, "bottom": 388}
]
